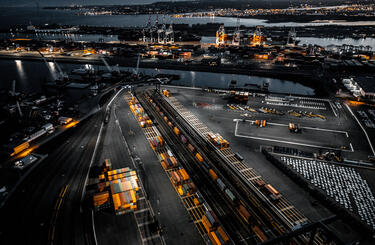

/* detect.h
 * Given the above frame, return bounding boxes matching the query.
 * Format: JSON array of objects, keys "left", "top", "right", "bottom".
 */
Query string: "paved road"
[
  {"left": 0, "top": 111, "right": 102, "bottom": 245},
  {"left": 112, "top": 91, "right": 204, "bottom": 245}
]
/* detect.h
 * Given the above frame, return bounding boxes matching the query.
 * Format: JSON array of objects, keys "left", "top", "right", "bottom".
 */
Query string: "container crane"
[
  {"left": 53, "top": 60, "right": 69, "bottom": 80},
  {"left": 8, "top": 80, "right": 23, "bottom": 117},
  {"left": 37, "top": 50, "right": 58, "bottom": 81}
]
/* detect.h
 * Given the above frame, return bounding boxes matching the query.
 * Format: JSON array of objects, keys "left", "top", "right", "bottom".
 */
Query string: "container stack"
[
  {"left": 93, "top": 159, "right": 140, "bottom": 215},
  {"left": 160, "top": 152, "right": 178, "bottom": 170},
  {"left": 150, "top": 136, "right": 164, "bottom": 151},
  {"left": 207, "top": 132, "right": 229, "bottom": 150}
]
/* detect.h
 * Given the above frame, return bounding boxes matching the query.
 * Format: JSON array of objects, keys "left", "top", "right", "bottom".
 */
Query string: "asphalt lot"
[{"left": 164, "top": 86, "right": 373, "bottom": 243}]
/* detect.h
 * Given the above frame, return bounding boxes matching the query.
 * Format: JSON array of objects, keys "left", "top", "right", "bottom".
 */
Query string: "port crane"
[
  {"left": 53, "top": 60, "right": 69, "bottom": 80},
  {"left": 133, "top": 53, "right": 141, "bottom": 78},
  {"left": 38, "top": 51, "right": 58, "bottom": 81},
  {"left": 8, "top": 80, "right": 23, "bottom": 117}
]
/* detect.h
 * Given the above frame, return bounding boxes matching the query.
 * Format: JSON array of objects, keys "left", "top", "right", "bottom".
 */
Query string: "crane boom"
[
  {"left": 37, "top": 51, "right": 57, "bottom": 80},
  {"left": 100, "top": 56, "right": 112, "bottom": 73}
]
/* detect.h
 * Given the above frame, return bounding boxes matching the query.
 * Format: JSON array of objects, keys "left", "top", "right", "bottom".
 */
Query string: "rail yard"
[{"left": 122, "top": 85, "right": 375, "bottom": 244}]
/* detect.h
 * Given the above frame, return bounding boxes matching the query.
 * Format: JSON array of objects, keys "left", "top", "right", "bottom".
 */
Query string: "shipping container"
[
  {"left": 202, "top": 215, "right": 214, "bottom": 232},
  {"left": 200, "top": 161, "right": 210, "bottom": 171},
  {"left": 209, "top": 169, "right": 218, "bottom": 181},
  {"left": 238, "top": 205, "right": 251, "bottom": 224},
  {"left": 173, "top": 127, "right": 180, "bottom": 136},
  {"left": 234, "top": 152, "right": 244, "bottom": 161},
  {"left": 253, "top": 226, "right": 267, "bottom": 242},
  {"left": 210, "top": 231, "right": 223, "bottom": 245},
  {"left": 217, "top": 178, "right": 226, "bottom": 191},
  {"left": 180, "top": 134, "right": 187, "bottom": 144},
  {"left": 256, "top": 179, "right": 266, "bottom": 188},
  {"left": 179, "top": 169, "right": 190, "bottom": 181},
  {"left": 265, "top": 184, "right": 279, "bottom": 196},
  {"left": 104, "top": 159, "right": 112, "bottom": 171},
  {"left": 225, "top": 189, "right": 236, "bottom": 202},
  {"left": 217, "top": 226, "right": 229, "bottom": 243},
  {"left": 195, "top": 153, "right": 203, "bottom": 162},
  {"left": 11, "top": 141, "right": 30, "bottom": 156},
  {"left": 206, "top": 210, "right": 217, "bottom": 226},
  {"left": 187, "top": 144, "right": 195, "bottom": 153}
]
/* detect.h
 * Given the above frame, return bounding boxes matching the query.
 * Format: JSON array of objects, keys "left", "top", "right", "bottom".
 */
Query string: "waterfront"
[
  {"left": 3, "top": 31, "right": 375, "bottom": 50},
  {"left": 0, "top": 59, "right": 315, "bottom": 95}
]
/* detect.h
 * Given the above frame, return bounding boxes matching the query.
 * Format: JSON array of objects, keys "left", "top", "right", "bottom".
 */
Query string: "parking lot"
[{"left": 280, "top": 156, "right": 375, "bottom": 231}]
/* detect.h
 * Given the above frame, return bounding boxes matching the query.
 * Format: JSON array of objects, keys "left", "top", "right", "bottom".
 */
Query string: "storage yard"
[
  {"left": 130, "top": 87, "right": 345, "bottom": 244},
  {"left": 2, "top": 84, "right": 375, "bottom": 245},
  {"left": 134, "top": 85, "right": 375, "bottom": 244}
]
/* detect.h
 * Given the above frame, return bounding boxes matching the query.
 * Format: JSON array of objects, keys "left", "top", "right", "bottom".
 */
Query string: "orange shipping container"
[
  {"left": 161, "top": 160, "right": 168, "bottom": 170},
  {"left": 209, "top": 169, "right": 218, "bottom": 181},
  {"left": 179, "top": 169, "right": 189, "bottom": 181},
  {"left": 174, "top": 127, "right": 180, "bottom": 135},
  {"left": 238, "top": 205, "right": 251, "bottom": 223},
  {"left": 253, "top": 226, "right": 267, "bottom": 242},
  {"left": 202, "top": 215, "right": 213, "bottom": 232},
  {"left": 195, "top": 153, "right": 203, "bottom": 162},
  {"left": 265, "top": 184, "right": 279, "bottom": 196},
  {"left": 217, "top": 226, "right": 229, "bottom": 243},
  {"left": 210, "top": 231, "right": 222, "bottom": 245},
  {"left": 170, "top": 156, "right": 177, "bottom": 165}
]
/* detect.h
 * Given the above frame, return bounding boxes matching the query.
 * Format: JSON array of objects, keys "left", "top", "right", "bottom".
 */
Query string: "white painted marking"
[
  {"left": 91, "top": 210, "right": 98, "bottom": 245},
  {"left": 235, "top": 121, "right": 352, "bottom": 152},
  {"left": 239, "top": 119, "right": 347, "bottom": 134},
  {"left": 329, "top": 101, "right": 338, "bottom": 117},
  {"left": 350, "top": 143, "right": 354, "bottom": 152},
  {"left": 344, "top": 103, "right": 375, "bottom": 156}
]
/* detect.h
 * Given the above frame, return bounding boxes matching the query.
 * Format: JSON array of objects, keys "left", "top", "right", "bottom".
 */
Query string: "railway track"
[{"left": 138, "top": 92, "right": 259, "bottom": 244}]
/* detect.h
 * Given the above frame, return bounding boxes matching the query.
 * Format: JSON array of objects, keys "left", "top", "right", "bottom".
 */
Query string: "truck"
[
  {"left": 234, "top": 152, "right": 244, "bottom": 161},
  {"left": 254, "top": 120, "right": 267, "bottom": 127},
  {"left": 42, "top": 123, "right": 54, "bottom": 133},
  {"left": 58, "top": 116, "right": 73, "bottom": 125},
  {"left": 289, "top": 123, "right": 301, "bottom": 133}
]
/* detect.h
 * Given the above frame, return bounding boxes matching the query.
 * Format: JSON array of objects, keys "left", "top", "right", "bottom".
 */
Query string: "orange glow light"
[
  {"left": 348, "top": 100, "right": 365, "bottom": 106},
  {"left": 65, "top": 120, "right": 79, "bottom": 128}
]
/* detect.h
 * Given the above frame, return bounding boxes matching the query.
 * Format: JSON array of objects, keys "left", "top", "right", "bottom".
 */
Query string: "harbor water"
[{"left": 0, "top": 60, "right": 315, "bottom": 96}]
